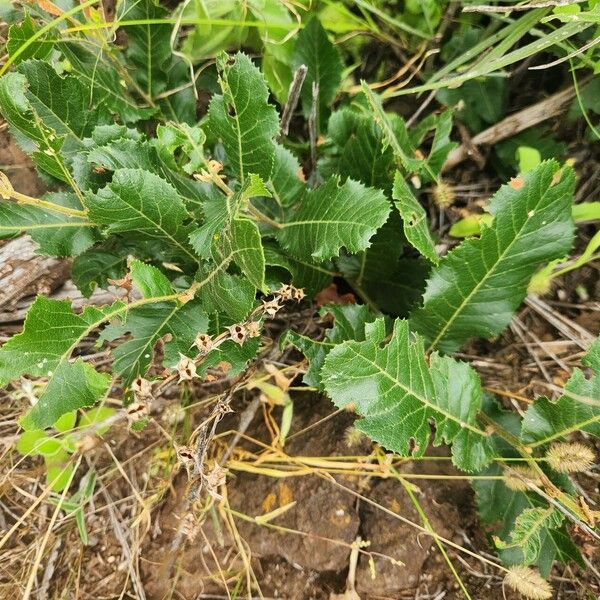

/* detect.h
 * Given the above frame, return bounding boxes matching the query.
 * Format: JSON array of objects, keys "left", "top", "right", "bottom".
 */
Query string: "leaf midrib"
[
  {"left": 425, "top": 184, "right": 558, "bottom": 352},
  {"left": 344, "top": 344, "right": 486, "bottom": 437}
]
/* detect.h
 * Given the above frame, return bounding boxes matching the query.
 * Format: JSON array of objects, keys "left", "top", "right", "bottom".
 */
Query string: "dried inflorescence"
[
  {"left": 545, "top": 441, "right": 595, "bottom": 473},
  {"left": 504, "top": 565, "right": 553, "bottom": 600},
  {"left": 504, "top": 464, "right": 543, "bottom": 492},
  {"left": 176, "top": 354, "right": 197, "bottom": 382}
]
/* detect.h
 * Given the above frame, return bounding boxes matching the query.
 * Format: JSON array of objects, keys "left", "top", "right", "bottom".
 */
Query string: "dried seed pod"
[
  {"left": 545, "top": 442, "right": 595, "bottom": 473},
  {"left": 174, "top": 443, "right": 196, "bottom": 474},
  {"left": 228, "top": 324, "right": 248, "bottom": 345},
  {"left": 203, "top": 463, "right": 227, "bottom": 501},
  {"left": 276, "top": 284, "right": 294, "bottom": 301},
  {"left": 246, "top": 320, "right": 261, "bottom": 338},
  {"left": 176, "top": 354, "right": 197, "bottom": 382},
  {"left": 262, "top": 298, "right": 282, "bottom": 317},
  {"left": 292, "top": 286, "right": 305, "bottom": 301},
  {"left": 179, "top": 512, "right": 200, "bottom": 542},
  {"left": 131, "top": 376, "right": 152, "bottom": 400},
  {"left": 504, "top": 566, "right": 552, "bottom": 600},
  {"left": 126, "top": 400, "right": 149, "bottom": 424},
  {"left": 505, "top": 465, "right": 543, "bottom": 492},
  {"left": 195, "top": 332, "right": 213, "bottom": 353}
]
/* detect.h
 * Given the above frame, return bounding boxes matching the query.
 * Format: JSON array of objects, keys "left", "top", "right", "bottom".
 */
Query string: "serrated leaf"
[
  {"left": 196, "top": 268, "right": 255, "bottom": 322},
  {"left": 410, "top": 161, "right": 575, "bottom": 353},
  {"left": 263, "top": 244, "right": 333, "bottom": 297},
  {"left": 82, "top": 135, "right": 205, "bottom": 208},
  {"left": 122, "top": 0, "right": 173, "bottom": 98},
  {"left": 283, "top": 304, "right": 378, "bottom": 389},
  {"left": 495, "top": 507, "right": 563, "bottom": 565},
  {"left": 323, "top": 108, "right": 394, "bottom": 191},
  {"left": 130, "top": 260, "right": 173, "bottom": 298},
  {"left": 59, "top": 42, "right": 156, "bottom": 123},
  {"left": 0, "top": 61, "right": 91, "bottom": 180},
  {"left": 20, "top": 359, "right": 111, "bottom": 430},
  {"left": 278, "top": 176, "right": 390, "bottom": 261},
  {"left": 102, "top": 298, "right": 208, "bottom": 384},
  {"left": 156, "top": 122, "right": 207, "bottom": 175},
  {"left": 0, "top": 192, "right": 97, "bottom": 256},
  {"left": 85, "top": 168, "right": 197, "bottom": 263},
  {"left": 0, "top": 290, "right": 184, "bottom": 427},
  {"left": 321, "top": 318, "right": 494, "bottom": 471},
  {"left": 71, "top": 246, "right": 128, "bottom": 297},
  {"left": 292, "top": 15, "right": 342, "bottom": 130},
  {"left": 268, "top": 144, "right": 305, "bottom": 207},
  {"left": 7, "top": 15, "right": 53, "bottom": 63},
  {"left": 392, "top": 171, "right": 438, "bottom": 264},
  {"left": 0, "top": 297, "right": 109, "bottom": 385},
  {"left": 521, "top": 337, "right": 600, "bottom": 447},
  {"left": 207, "top": 52, "right": 279, "bottom": 183},
  {"left": 361, "top": 82, "right": 423, "bottom": 174},
  {"left": 215, "top": 218, "right": 266, "bottom": 292}
]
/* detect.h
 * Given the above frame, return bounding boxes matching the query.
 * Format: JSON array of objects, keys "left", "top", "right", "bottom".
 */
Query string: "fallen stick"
[{"left": 442, "top": 84, "right": 578, "bottom": 172}]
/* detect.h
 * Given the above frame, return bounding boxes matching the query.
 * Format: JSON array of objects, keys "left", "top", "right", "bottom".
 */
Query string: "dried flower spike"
[
  {"left": 545, "top": 442, "right": 595, "bottom": 473},
  {"left": 505, "top": 465, "right": 542, "bottom": 492},
  {"left": 228, "top": 324, "right": 248, "bottom": 345},
  {"left": 504, "top": 565, "right": 552, "bottom": 600},
  {"left": 432, "top": 181, "right": 455, "bottom": 209},
  {"left": 262, "top": 298, "right": 282, "bottom": 317},
  {"left": 131, "top": 376, "right": 152, "bottom": 400},
  {"left": 195, "top": 332, "right": 213, "bottom": 353},
  {"left": 176, "top": 354, "right": 197, "bottom": 382}
]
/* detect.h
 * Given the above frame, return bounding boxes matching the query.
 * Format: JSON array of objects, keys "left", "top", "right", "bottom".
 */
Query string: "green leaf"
[
  {"left": 122, "top": 0, "right": 173, "bottom": 98},
  {"left": 207, "top": 52, "right": 279, "bottom": 183},
  {"left": 392, "top": 171, "right": 438, "bottom": 264},
  {"left": 361, "top": 82, "right": 423, "bottom": 174},
  {"left": 268, "top": 144, "right": 304, "bottom": 207},
  {"left": 0, "top": 192, "right": 97, "bottom": 256},
  {"left": 45, "top": 451, "right": 75, "bottom": 492},
  {"left": 20, "top": 359, "right": 111, "bottom": 430},
  {"left": 495, "top": 507, "right": 563, "bottom": 565},
  {"left": 0, "top": 297, "right": 108, "bottom": 385},
  {"left": 278, "top": 176, "right": 390, "bottom": 261},
  {"left": 321, "top": 318, "right": 494, "bottom": 471},
  {"left": 283, "top": 304, "right": 378, "bottom": 389},
  {"left": 521, "top": 337, "right": 600, "bottom": 447},
  {"left": 7, "top": 15, "right": 53, "bottom": 63},
  {"left": 0, "top": 61, "right": 91, "bottom": 180},
  {"left": 85, "top": 169, "right": 196, "bottom": 263},
  {"left": 156, "top": 122, "right": 207, "bottom": 175},
  {"left": 292, "top": 15, "right": 342, "bottom": 130},
  {"left": 214, "top": 218, "right": 266, "bottom": 292},
  {"left": 263, "top": 244, "right": 333, "bottom": 297},
  {"left": 101, "top": 298, "right": 209, "bottom": 384},
  {"left": 16, "top": 430, "right": 60, "bottom": 456},
  {"left": 71, "top": 247, "right": 128, "bottom": 297},
  {"left": 323, "top": 108, "right": 394, "bottom": 191},
  {"left": 58, "top": 42, "right": 156, "bottom": 123},
  {"left": 130, "top": 260, "right": 173, "bottom": 298},
  {"left": 410, "top": 161, "right": 575, "bottom": 353},
  {"left": 196, "top": 269, "right": 255, "bottom": 323}
]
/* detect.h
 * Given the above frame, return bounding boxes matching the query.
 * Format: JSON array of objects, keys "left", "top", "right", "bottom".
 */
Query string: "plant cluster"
[{"left": 0, "top": 2, "right": 599, "bottom": 597}]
